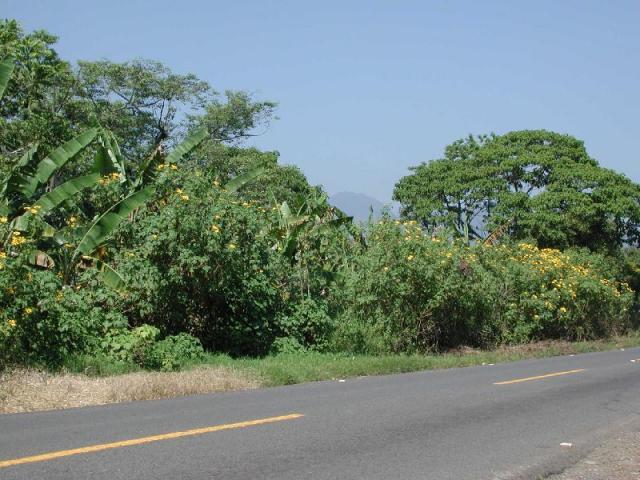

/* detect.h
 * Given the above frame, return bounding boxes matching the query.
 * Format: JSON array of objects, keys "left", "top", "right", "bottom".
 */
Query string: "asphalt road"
[{"left": 1, "top": 348, "right": 640, "bottom": 480}]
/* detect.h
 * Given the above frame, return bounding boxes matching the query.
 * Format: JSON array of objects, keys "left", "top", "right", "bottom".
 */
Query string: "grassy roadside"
[
  {"left": 194, "top": 333, "right": 640, "bottom": 386},
  {"left": 2, "top": 333, "right": 640, "bottom": 414}
]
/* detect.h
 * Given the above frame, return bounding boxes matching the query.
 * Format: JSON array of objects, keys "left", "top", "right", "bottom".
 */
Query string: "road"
[{"left": 1, "top": 348, "right": 639, "bottom": 479}]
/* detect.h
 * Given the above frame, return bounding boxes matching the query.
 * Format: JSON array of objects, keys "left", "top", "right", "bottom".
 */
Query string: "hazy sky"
[{"left": 3, "top": 0, "right": 640, "bottom": 202}]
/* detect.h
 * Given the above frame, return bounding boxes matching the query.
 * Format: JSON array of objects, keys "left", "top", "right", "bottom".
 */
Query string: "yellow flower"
[
  {"left": 7, "top": 319, "right": 16, "bottom": 328},
  {"left": 0, "top": 251, "right": 6, "bottom": 259},
  {"left": 170, "top": 164, "right": 178, "bottom": 170},
  {"left": 407, "top": 255, "right": 414, "bottom": 261},
  {"left": 10, "top": 231, "right": 26, "bottom": 246},
  {"left": 24, "top": 307, "right": 33, "bottom": 315},
  {"left": 25, "top": 205, "right": 42, "bottom": 214},
  {"left": 383, "top": 266, "right": 389, "bottom": 271},
  {"left": 227, "top": 243, "right": 237, "bottom": 250},
  {"left": 67, "top": 216, "right": 79, "bottom": 227},
  {"left": 175, "top": 188, "right": 183, "bottom": 194},
  {"left": 180, "top": 194, "right": 190, "bottom": 201},
  {"left": 211, "top": 225, "right": 220, "bottom": 233},
  {"left": 0, "top": 216, "right": 7, "bottom": 224},
  {"left": 213, "top": 180, "right": 220, "bottom": 187},
  {"left": 156, "top": 163, "right": 166, "bottom": 171},
  {"left": 559, "top": 307, "right": 568, "bottom": 314}
]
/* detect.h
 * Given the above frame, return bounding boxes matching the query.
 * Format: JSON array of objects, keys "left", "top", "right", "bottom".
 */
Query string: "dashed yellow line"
[
  {"left": 494, "top": 369, "right": 586, "bottom": 385},
  {"left": 0, "top": 413, "right": 304, "bottom": 469}
]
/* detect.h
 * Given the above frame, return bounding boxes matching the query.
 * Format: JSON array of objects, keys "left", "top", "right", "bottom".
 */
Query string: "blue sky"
[{"left": 4, "top": 0, "right": 640, "bottom": 202}]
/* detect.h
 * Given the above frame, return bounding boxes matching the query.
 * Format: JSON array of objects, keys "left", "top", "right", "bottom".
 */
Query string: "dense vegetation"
[{"left": 1, "top": 20, "right": 639, "bottom": 372}]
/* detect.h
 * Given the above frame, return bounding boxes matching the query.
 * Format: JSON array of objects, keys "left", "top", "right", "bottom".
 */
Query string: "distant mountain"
[{"left": 330, "top": 192, "right": 395, "bottom": 222}]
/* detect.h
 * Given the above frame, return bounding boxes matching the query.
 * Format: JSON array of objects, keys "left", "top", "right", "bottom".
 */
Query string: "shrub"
[
  {"left": 332, "top": 219, "right": 634, "bottom": 353},
  {"left": 112, "top": 167, "right": 291, "bottom": 356},
  {"left": 100, "top": 326, "right": 204, "bottom": 371},
  {"left": 146, "top": 333, "right": 205, "bottom": 371},
  {"left": 0, "top": 255, "right": 127, "bottom": 369}
]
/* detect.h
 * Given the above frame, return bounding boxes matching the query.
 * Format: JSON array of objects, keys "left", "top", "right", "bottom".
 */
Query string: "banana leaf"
[
  {"left": 225, "top": 165, "right": 267, "bottom": 193},
  {"left": 0, "top": 57, "right": 14, "bottom": 99},
  {"left": 26, "top": 250, "right": 55, "bottom": 269},
  {"left": 97, "top": 131, "right": 127, "bottom": 180},
  {"left": 95, "top": 258, "right": 127, "bottom": 291},
  {"left": 75, "top": 187, "right": 155, "bottom": 256},
  {"left": 34, "top": 129, "right": 98, "bottom": 184},
  {"left": 33, "top": 173, "right": 101, "bottom": 213},
  {"left": 165, "top": 128, "right": 208, "bottom": 164}
]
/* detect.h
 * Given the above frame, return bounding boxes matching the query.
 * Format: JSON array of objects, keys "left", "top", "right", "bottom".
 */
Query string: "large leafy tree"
[
  {"left": 0, "top": 20, "right": 76, "bottom": 156},
  {"left": 394, "top": 130, "right": 640, "bottom": 251},
  {"left": 392, "top": 134, "right": 498, "bottom": 239},
  {"left": 1, "top": 20, "right": 278, "bottom": 170}
]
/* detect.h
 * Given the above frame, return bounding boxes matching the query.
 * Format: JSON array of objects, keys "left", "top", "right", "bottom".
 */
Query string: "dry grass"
[{"left": 0, "top": 367, "right": 260, "bottom": 414}]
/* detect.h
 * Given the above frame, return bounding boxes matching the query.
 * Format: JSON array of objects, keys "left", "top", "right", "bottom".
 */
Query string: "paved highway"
[{"left": 1, "top": 348, "right": 639, "bottom": 479}]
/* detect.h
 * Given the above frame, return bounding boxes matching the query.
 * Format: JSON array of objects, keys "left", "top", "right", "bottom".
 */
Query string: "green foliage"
[
  {"left": 112, "top": 166, "right": 287, "bottom": 355},
  {"left": 333, "top": 219, "right": 634, "bottom": 354},
  {"left": 100, "top": 325, "right": 206, "bottom": 371},
  {"left": 0, "top": 57, "right": 14, "bottom": 100},
  {"left": 394, "top": 130, "right": 640, "bottom": 251},
  {"left": 0, "top": 256, "right": 127, "bottom": 368},
  {"left": 146, "top": 333, "right": 205, "bottom": 371},
  {"left": 2, "top": 19, "right": 639, "bottom": 375},
  {"left": 0, "top": 20, "right": 75, "bottom": 154}
]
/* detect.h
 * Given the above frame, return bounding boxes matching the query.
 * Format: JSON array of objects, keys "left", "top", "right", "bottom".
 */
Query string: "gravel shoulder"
[{"left": 546, "top": 429, "right": 640, "bottom": 480}]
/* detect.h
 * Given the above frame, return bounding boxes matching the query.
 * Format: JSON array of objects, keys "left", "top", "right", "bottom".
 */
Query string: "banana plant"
[
  {"left": 0, "top": 57, "right": 14, "bottom": 99},
  {"left": 50, "top": 187, "right": 156, "bottom": 288},
  {"left": 0, "top": 60, "right": 151, "bottom": 288},
  {"left": 273, "top": 190, "right": 354, "bottom": 262},
  {"left": 2, "top": 129, "right": 100, "bottom": 235}
]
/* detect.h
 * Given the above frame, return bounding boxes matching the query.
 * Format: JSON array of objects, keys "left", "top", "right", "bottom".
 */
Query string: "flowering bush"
[
  {"left": 111, "top": 167, "right": 301, "bottom": 356},
  {"left": 0, "top": 255, "right": 127, "bottom": 368},
  {"left": 332, "top": 219, "right": 634, "bottom": 353}
]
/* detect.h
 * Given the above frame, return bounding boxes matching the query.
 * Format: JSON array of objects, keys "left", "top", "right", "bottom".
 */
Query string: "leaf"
[
  {"left": 75, "top": 187, "right": 155, "bottom": 256},
  {"left": 16, "top": 144, "right": 39, "bottom": 169},
  {"left": 0, "top": 57, "right": 14, "bottom": 99},
  {"left": 92, "top": 143, "right": 116, "bottom": 175},
  {"left": 97, "top": 131, "right": 127, "bottom": 180},
  {"left": 33, "top": 173, "right": 101, "bottom": 213},
  {"left": 95, "top": 258, "right": 127, "bottom": 291},
  {"left": 2, "top": 144, "right": 39, "bottom": 197},
  {"left": 135, "top": 145, "right": 163, "bottom": 188},
  {"left": 225, "top": 165, "right": 267, "bottom": 193},
  {"left": 26, "top": 250, "right": 55, "bottom": 269},
  {"left": 33, "top": 129, "right": 98, "bottom": 185},
  {"left": 12, "top": 214, "right": 56, "bottom": 236},
  {"left": 165, "top": 128, "right": 208, "bottom": 164},
  {"left": 6, "top": 173, "right": 38, "bottom": 197}
]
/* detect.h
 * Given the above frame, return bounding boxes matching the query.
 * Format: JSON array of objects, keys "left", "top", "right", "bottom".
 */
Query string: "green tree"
[
  {"left": 394, "top": 130, "right": 640, "bottom": 251},
  {"left": 0, "top": 20, "right": 76, "bottom": 156}
]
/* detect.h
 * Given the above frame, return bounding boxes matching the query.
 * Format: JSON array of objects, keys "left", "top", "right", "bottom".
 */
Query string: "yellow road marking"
[
  {"left": 494, "top": 368, "right": 586, "bottom": 385},
  {"left": 0, "top": 413, "right": 304, "bottom": 469}
]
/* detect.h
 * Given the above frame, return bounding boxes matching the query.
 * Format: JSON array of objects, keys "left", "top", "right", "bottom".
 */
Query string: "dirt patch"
[
  {"left": 0, "top": 367, "right": 260, "bottom": 414},
  {"left": 546, "top": 430, "right": 640, "bottom": 480}
]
